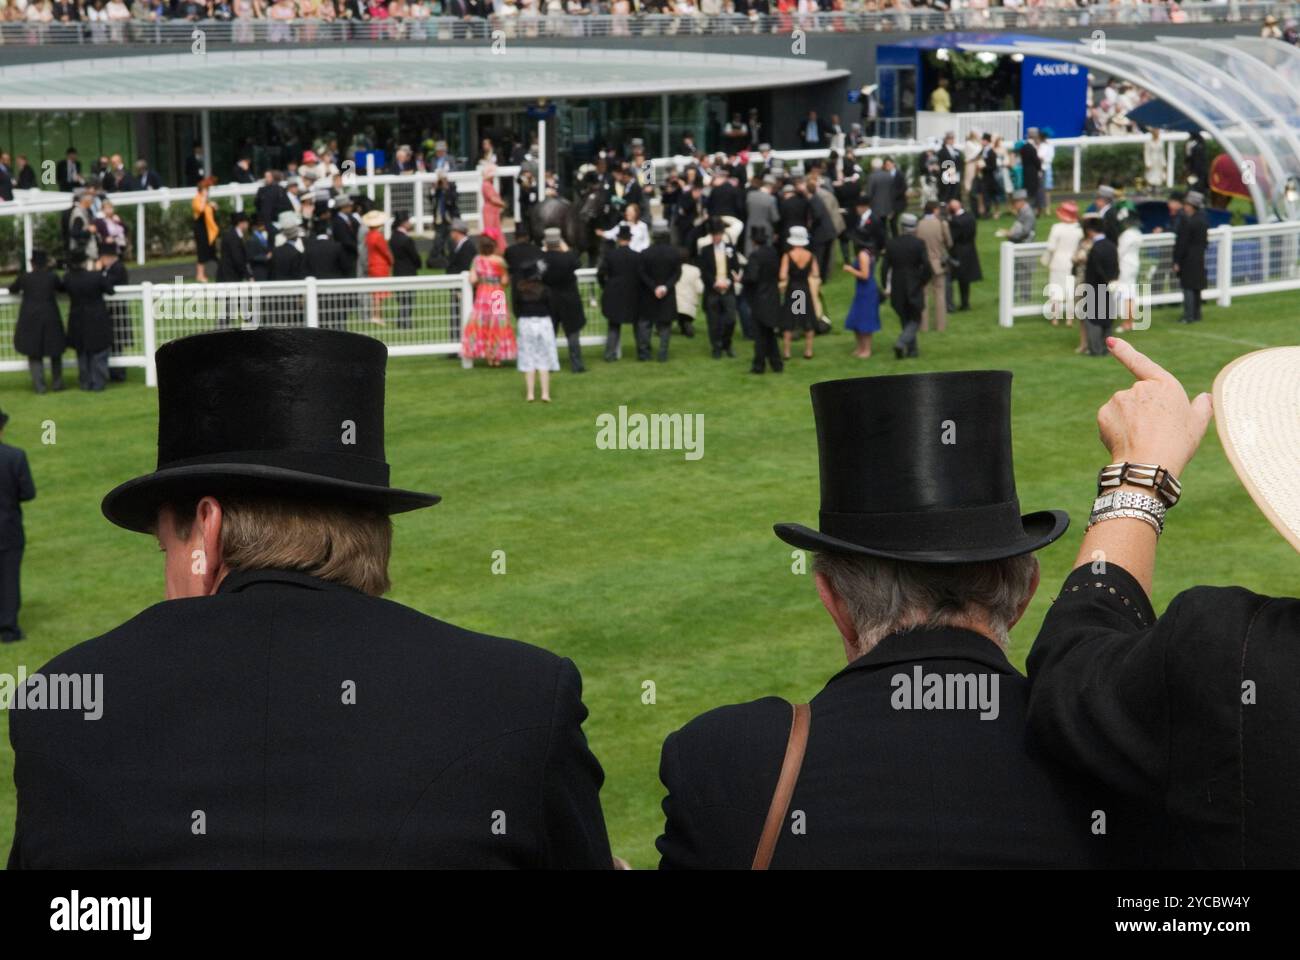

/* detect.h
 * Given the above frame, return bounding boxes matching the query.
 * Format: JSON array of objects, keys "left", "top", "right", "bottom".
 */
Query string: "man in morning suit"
[
  {"left": 637, "top": 220, "right": 683, "bottom": 363},
  {"left": 7, "top": 328, "right": 613, "bottom": 868},
  {"left": 216, "top": 211, "right": 252, "bottom": 284},
  {"left": 597, "top": 223, "right": 640, "bottom": 362},
  {"left": 657, "top": 371, "right": 1098, "bottom": 868},
  {"left": 1081, "top": 215, "right": 1118, "bottom": 357},
  {"left": 697, "top": 218, "right": 741, "bottom": 359},
  {"left": 880, "top": 213, "right": 932, "bottom": 359},
  {"left": 388, "top": 210, "right": 423, "bottom": 330},
  {"left": 1173, "top": 191, "right": 1208, "bottom": 324},
  {"left": 0, "top": 410, "right": 36, "bottom": 644}
]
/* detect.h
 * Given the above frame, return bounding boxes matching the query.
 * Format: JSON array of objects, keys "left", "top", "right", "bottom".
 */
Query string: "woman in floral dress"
[{"left": 461, "top": 236, "right": 516, "bottom": 367}]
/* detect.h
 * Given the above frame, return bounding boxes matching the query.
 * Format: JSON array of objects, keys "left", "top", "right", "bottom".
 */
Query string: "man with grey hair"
[
  {"left": 656, "top": 371, "right": 1098, "bottom": 868},
  {"left": 997, "top": 189, "right": 1036, "bottom": 244}
]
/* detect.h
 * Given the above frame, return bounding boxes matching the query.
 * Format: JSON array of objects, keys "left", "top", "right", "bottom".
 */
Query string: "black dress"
[{"left": 781, "top": 253, "right": 816, "bottom": 332}]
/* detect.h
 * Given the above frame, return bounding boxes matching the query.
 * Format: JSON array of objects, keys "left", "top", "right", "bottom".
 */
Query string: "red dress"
[
  {"left": 481, "top": 179, "right": 506, "bottom": 251},
  {"left": 461, "top": 256, "right": 517, "bottom": 362},
  {"left": 366, "top": 229, "right": 393, "bottom": 310}
]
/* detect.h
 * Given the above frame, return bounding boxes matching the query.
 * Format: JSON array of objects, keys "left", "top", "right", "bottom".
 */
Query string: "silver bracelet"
[
  {"left": 1087, "top": 507, "right": 1163, "bottom": 535},
  {"left": 1092, "top": 490, "right": 1168, "bottom": 522}
]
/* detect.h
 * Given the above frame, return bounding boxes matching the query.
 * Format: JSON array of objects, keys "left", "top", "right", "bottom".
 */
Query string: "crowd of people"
[{"left": 0, "top": 0, "right": 1290, "bottom": 43}]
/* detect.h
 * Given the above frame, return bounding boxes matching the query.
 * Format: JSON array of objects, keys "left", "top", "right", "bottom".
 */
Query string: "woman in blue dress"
[{"left": 842, "top": 238, "right": 881, "bottom": 359}]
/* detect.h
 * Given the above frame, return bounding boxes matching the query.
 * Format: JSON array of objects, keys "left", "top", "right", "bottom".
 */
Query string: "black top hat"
[
  {"left": 101, "top": 329, "right": 440, "bottom": 533},
  {"left": 774, "top": 372, "right": 1068, "bottom": 563}
]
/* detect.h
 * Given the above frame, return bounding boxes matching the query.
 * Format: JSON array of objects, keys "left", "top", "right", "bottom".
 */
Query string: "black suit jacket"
[
  {"left": 303, "top": 236, "right": 349, "bottom": 280},
  {"left": 880, "top": 234, "right": 931, "bottom": 315},
  {"left": 270, "top": 243, "right": 306, "bottom": 282},
  {"left": 329, "top": 214, "right": 359, "bottom": 277},
  {"left": 1083, "top": 236, "right": 1119, "bottom": 325},
  {"left": 389, "top": 230, "right": 422, "bottom": 277},
  {"left": 597, "top": 244, "right": 641, "bottom": 325},
  {"left": 8, "top": 568, "right": 612, "bottom": 868},
  {"left": 637, "top": 242, "right": 682, "bottom": 327},
  {"left": 1173, "top": 210, "right": 1208, "bottom": 291},
  {"left": 658, "top": 627, "right": 1098, "bottom": 868},
  {"left": 55, "top": 158, "right": 82, "bottom": 193},
  {"left": 63, "top": 268, "right": 115, "bottom": 354},
  {"left": 217, "top": 228, "right": 252, "bottom": 283},
  {"left": 1029, "top": 563, "right": 1300, "bottom": 867},
  {"left": 446, "top": 236, "right": 477, "bottom": 275},
  {"left": 0, "top": 442, "right": 35, "bottom": 551},
  {"left": 245, "top": 231, "right": 272, "bottom": 282},
  {"left": 696, "top": 239, "right": 740, "bottom": 295}
]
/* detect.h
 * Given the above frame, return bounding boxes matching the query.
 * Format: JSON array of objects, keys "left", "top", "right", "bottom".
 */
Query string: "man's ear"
[
  {"left": 815, "top": 571, "right": 859, "bottom": 651},
  {"left": 1007, "top": 558, "right": 1041, "bottom": 631},
  {"left": 193, "top": 496, "right": 226, "bottom": 596}
]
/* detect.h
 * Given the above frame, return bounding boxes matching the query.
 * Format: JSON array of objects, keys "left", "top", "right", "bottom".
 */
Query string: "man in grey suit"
[
  {"left": 744, "top": 176, "right": 781, "bottom": 255},
  {"left": 998, "top": 189, "right": 1037, "bottom": 244},
  {"left": 0, "top": 408, "right": 36, "bottom": 643},
  {"left": 865, "top": 161, "right": 895, "bottom": 226}
]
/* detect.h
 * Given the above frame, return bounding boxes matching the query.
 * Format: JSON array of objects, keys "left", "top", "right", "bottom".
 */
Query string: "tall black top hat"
[
  {"left": 774, "top": 371, "right": 1068, "bottom": 563},
  {"left": 102, "top": 329, "right": 440, "bottom": 533}
]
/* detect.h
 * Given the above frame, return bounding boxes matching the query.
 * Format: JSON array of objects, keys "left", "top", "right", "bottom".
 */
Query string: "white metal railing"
[
  {"left": 0, "top": 268, "right": 606, "bottom": 386},
  {"left": 0, "top": 166, "right": 521, "bottom": 270},
  {"left": 0, "top": 5, "right": 1293, "bottom": 46},
  {"left": 997, "top": 219, "right": 1300, "bottom": 327}
]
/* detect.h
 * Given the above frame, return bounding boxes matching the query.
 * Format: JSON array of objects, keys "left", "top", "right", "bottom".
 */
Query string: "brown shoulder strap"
[{"left": 751, "top": 701, "right": 811, "bottom": 870}]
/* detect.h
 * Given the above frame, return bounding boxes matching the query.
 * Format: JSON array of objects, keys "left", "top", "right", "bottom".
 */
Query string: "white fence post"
[
  {"left": 413, "top": 179, "right": 425, "bottom": 234},
  {"left": 22, "top": 214, "right": 32, "bottom": 271},
  {"left": 461, "top": 272, "right": 473, "bottom": 331},
  {"left": 142, "top": 281, "right": 158, "bottom": 387},
  {"left": 1072, "top": 146, "right": 1081, "bottom": 195},
  {"left": 998, "top": 241, "right": 1015, "bottom": 328},
  {"left": 382, "top": 188, "right": 392, "bottom": 238},
  {"left": 1166, "top": 139, "right": 1176, "bottom": 188},
  {"left": 366, "top": 154, "right": 376, "bottom": 202},
  {"left": 305, "top": 277, "right": 320, "bottom": 328},
  {"left": 1217, "top": 227, "right": 1233, "bottom": 308},
  {"left": 136, "top": 204, "right": 146, "bottom": 265}
]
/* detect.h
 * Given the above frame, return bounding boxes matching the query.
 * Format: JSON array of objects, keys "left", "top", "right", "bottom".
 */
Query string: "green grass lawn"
[{"left": 0, "top": 223, "right": 1297, "bottom": 868}]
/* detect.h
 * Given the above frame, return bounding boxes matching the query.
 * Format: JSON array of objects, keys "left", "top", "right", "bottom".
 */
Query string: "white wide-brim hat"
[
  {"left": 787, "top": 226, "right": 810, "bottom": 246},
  {"left": 1213, "top": 346, "right": 1300, "bottom": 552}
]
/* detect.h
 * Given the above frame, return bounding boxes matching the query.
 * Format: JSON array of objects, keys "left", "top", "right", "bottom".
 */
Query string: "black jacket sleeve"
[
  {"left": 17, "top": 451, "right": 35, "bottom": 503},
  {"left": 540, "top": 658, "right": 613, "bottom": 869}
]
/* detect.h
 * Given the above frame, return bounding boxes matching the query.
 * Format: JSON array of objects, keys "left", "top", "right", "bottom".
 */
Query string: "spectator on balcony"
[
  {"left": 232, "top": 0, "right": 259, "bottom": 42},
  {"left": 56, "top": 147, "right": 84, "bottom": 194},
  {"left": 0, "top": 152, "right": 12, "bottom": 203},
  {"left": 15, "top": 156, "right": 37, "bottom": 192},
  {"left": 267, "top": 0, "right": 296, "bottom": 41},
  {"left": 130, "top": 158, "right": 162, "bottom": 191},
  {"left": 184, "top": 142, "right": 207, "bottom": 187},
  {"left": 797, "top": 110, "right": 826, "bottom": 148},
  {"left": 99, "top": 155, "right": 129, "bottom": 193},
  {"left": 105, "top": 0, "right": 129, "bottom": 39},
  {"left": 232, "top": 156, "right": 256, "bottom": 185},
  {"left": 929, "top": 76, "right": 952, "bottom": 113}
]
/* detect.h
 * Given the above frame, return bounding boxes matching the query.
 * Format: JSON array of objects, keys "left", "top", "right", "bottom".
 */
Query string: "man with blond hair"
[{"left": 8, "top": 328, "right": 612, "bottom": 869}]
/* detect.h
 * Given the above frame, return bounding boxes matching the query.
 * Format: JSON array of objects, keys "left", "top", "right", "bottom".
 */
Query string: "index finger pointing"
[{"left": 1107, "top": 337, "right": 1172, "bottom": 383}]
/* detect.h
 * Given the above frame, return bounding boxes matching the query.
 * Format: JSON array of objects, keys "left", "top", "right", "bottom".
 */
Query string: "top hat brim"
[
  {"left": 773, "top": 509, "right": 1069, "bottom": 564},
  {"left": 102, "top": 463, "right": 440, "bottom": 534}
]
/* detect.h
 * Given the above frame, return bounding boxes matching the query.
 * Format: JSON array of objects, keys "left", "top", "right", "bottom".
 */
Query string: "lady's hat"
[
  {"left": 302, "top": 149, "right": 320, "bottom": 164},
  {"left": 1213, "top": 346, "right": 1300, "bottom": 552},
  {"left": 361, "top": 209, "right": 388, "bottom": 228},
  {"left": 276, "top": 210, "right": 303, "bottom": 233},
  {"left": 101, "top": 329, "right": 440, "bottom": 534},
  {"left": 543, "top": 227, "right": 564, "bottom": 247},
  {"left": 787, "top": 225, "right": 810, "bottom": 247},
  {"left": 774, "top": 372, "right": 1069, "bottom": 563},
  {"left": 1055, "top": 200, "right": 1079, "bottom": 223}
]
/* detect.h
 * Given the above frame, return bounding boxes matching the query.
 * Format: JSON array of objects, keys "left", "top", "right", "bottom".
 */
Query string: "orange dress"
[
  {"left": 461, "top": 255, "right": 517, "bottom": 362},
  {"left": 366, "top": 229, "right": 393, "bottom": 309}
]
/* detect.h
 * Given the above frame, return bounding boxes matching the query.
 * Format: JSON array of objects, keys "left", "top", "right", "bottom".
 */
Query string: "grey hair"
[{"left": 813, "top": 551, "right": 1039, "bottom": 654}]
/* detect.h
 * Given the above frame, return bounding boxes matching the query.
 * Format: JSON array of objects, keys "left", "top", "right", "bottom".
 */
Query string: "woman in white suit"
[
  {"left": 1116, "top": 205, "right": 1143, "bottom": 331},
  {"left": 1043, "top": 200, "right": 1083, "bottom": 326}
]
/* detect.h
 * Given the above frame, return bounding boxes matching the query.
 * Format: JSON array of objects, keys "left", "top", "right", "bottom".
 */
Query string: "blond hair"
[{"left": 170, "top": 494, "right": 392, "bottom": 596}]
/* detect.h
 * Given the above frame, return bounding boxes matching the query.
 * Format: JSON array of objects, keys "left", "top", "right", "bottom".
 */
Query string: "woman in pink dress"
[
  {"left": 461, "top": 236, "right": 517, "bottom": 368},
  {"left": 479, "top": 162, "right": 508, "bottom": 251}
]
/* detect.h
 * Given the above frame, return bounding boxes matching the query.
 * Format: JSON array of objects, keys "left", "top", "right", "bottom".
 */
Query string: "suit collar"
[
  {"left": 826, "top": 626, "right": 1017, "bottom": 686},
  {"left": 216, "top": 568, "right": 358, "bottom": 595}
]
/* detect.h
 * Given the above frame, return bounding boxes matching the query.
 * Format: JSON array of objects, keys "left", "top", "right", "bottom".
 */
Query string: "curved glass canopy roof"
[{"left": 961, "top": 36, "right": 1300, "bottom": 221}]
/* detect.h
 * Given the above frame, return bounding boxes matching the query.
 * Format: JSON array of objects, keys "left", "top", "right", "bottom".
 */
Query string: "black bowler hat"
[
  {"left": 774, "top": 372, "right": 1068, "bottom": 563},
  {"left": 101, "top": 329, "right": 440, "bottom": 533}
]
